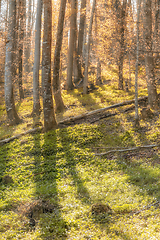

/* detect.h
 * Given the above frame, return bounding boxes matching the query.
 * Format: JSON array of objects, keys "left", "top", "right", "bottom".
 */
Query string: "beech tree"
[
  {"left": 114, "top": 0, "right": 127, "bottom": 90},
  {"left": 134, "top": 0, "right": 141, "bottom": 127},
  {"left": 18, "top": 0, "right": 25, "bottom": 100},
  {"left": 75, "top": 0, "right": 87, "bottom": 84},
  {"left": 32, "top": 0, "right": 43, "bottom": 116},
  {"left": 67, "top": 0, "right": 77, "bottom": 90},
  {"left": 42, "top": 0, "right": 57, "bottom": 131},
  {"left": 83, "top": 0, "right": 96, "bottom": 94},
  {"left": 24, "top": 0, "right": 32, "bottom": 75},
  {"left": 53, "top": 0, "right": 66, "bottom": 112},
  {"left": 4, "top": 0, "right": 21, "bottom": 125},
  {"left": 143, "top": 0, "right": 158, "bottom": 108}
]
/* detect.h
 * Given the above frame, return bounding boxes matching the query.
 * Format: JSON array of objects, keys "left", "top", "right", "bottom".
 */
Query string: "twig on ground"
[{"left": 95, "top": 144, "right": 160, "bottom": 156}]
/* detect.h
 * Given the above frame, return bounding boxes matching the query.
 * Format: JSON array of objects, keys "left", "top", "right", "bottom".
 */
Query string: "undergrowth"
[{"left": 0, "top": 67, "right": 160, "bottom": 239}]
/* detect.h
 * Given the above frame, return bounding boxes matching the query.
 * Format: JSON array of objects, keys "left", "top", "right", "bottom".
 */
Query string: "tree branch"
[{"left": 95, "top": 144, "right": 160, "bottom": 156}]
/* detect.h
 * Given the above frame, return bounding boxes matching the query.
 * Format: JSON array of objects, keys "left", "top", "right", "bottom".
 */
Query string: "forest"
[{"left": 0, "top": 0, "right": 160, "bottom": 239}]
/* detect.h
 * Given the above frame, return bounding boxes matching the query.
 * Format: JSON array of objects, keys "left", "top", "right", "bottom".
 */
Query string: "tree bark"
[
  {"left": 18, "top": 0, "right": 25, "bottom": 100},
  {"left": 134, "top": 0, "right": 141, "bottom": 127},
  {"left": 24, "top": 0, "right": 32, "bottom": 75},
  {"left": 32, "top": 0, "right": 43, "bottom": 116},
  {"left": 83, "top": 0, "right": 96, "bottom": 94},
  {"left": 119, "top": 0, "right": 127, "bottom": 90},
  {"left": 53, "top": 0, "right": 66, "bottom": 112},
  {"left": 66, "top": 0, "right": 77, "bottom": 90},
  {"left": 143, "top": 0, "right": 158, "bottom": 108},
  {"left": 74, "top": 0, "right": 87, "bottom": 84},
  {"left": 4, "top": 0, "right": 21, "bottom": 125},
  {"left": 42, "top": 0, "right": 57, "bottom": 131}
]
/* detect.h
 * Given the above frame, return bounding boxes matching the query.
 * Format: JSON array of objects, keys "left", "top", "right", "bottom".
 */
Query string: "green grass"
[
  {"left": 1, "top": 66, "right": 160, "bottom": 239},
  {"left": 1, "top": 121, "right": 160, "bottom": 239}
]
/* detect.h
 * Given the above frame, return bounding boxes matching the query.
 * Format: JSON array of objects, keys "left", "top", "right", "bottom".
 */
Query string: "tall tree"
[
  {"left": 74, "top": 0, "right": 87, "bottom": 84},
  {"left": 83, "top": 0, "right": 96, "bottom": 94},
  {"left": 143, "top": 0, "right": 158, "bottom": 108},
  {"left": 134, "top": 0, "right": 141, "bottom": 127},
  {"left": 32, "top": 0, "right": 43, "bottom": 116},
  {"left": 18, "top": 0, "right": 25, "bottom": 100},
  {"left": 53, "top": 0, "right": 66, "bottom": 112},
  {"left": 42, "top": 0, "right": 57, "bottom": 131},
  {"left": 24, "top": 0, "right": 32, "bottom": 75},
  {"left": 153, "top": 0, "right": 160, "bottom": 62},
  {"left": 4, "top": 0, "right": 21, "bottom": 125},
  {"left": 114, "top": 0, "right": 127, "bottom": 90},
  {"left": 67, "top": 0, "right": 77, "bottom": 90}
]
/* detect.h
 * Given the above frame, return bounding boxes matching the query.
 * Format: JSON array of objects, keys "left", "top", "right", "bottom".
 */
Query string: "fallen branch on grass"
[
  {"left": 95, "top": 144, "right": 160, "bottom": 156},
  {"left": 0, "top": 127, "right": 42, "bottom": 146},
  {"left": 59, "top": 95, "right": 148, "bottom": 125},
  {"left": 90, "top": 105, "right": 135, "bottom": 123}
]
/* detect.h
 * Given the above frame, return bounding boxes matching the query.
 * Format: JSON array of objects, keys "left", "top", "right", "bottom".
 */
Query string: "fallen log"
[
  {"left": 90, "top": 105, "right": 135, "bottom": 123},
  {"left": 59, "top": 95, "right": 148, "bottom": 125},
  {"left": 95, "top": 144, "right": 160, "bottom": 156}
]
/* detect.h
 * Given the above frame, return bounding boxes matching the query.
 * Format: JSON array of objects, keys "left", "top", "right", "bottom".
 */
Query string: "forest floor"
[{"left": 1, "top": 65, "right": 160, "bottom": 239}]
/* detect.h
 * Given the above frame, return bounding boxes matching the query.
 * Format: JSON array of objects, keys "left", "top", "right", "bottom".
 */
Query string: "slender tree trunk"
[
  {"left": 154, "top": 0, "right": 160, "bottom": 62},
  {"left": 96, "top": 58, "right": 102, "bottom": 85},
  {"left": 83, "top": 0, "right": 96, "bottom": 94},
  {"left": 134, "top": 0, "right": 141, "bottom": 127},
  {"left": 25, "top": 0, "right": 32, "bottom": 74},
  {"left": 42, "top": 0, "right": 57, "bottom": 131},
  {"left": 128, "top": 51, "right": 131, "bottom": 89},
  {"left": 32, "top": 0, "right": 42, "bottom": 116},
  {"left": 18, "top": 0, "right": 25, "bottom": 100},
  {"left": 118, "top": 0, "right": 127, "bottom": 90},
  {"left": 143, "top": 0, "right": 158, "bottom": 108},
  {"left": 5, "top": 0, "right": 21, "bottom": 125},
  {"left": 67, "top": 0, "right": 77, "bottom": 90},
  {"left": 95, "top": 7, "right": 102, "bottom": 85},
  {"left": 74, "top": 0, "right": 86, "bottom": 84},
  {"left": 53, "top": 0, "right": 66, "bottom": 112}
]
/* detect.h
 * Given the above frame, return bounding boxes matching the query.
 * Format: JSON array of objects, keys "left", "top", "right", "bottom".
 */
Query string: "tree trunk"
[
  {"left": 134, "top": 0, "right": 141, "bottom": 128},
  {"left": 74, "top": 0, "right": 87, "bottom": 84},
  {"left": 24, "top": 0, "right": 32, "bottom": 75},
  {"left": 95, "top": 7, "right": 102, "bottom": 85},
  {"left": 53, "top": 0, "right": 66, "bottom": 112},
  {"left": 66, "top": 0, "right": 77, "bottom": 90},
  {"left": 118, "top": 0, "right": 127, "bottom": 90},
  {"left": 32, "top": 0, "right": 42, "bottom": 116},
  {"left": 5, "top": 0, "right": 21, "bottom": 125},
  {"left": 143, "top": 0, "right": 158, "bottom": 108},
  {"left": 153, "top": 0, "right": 160, "bottom": 63},
  {"left": 83, "top": 0, "right": 96, "bottom": 94},
  {"left": 96, "top": 58, "right": 102, "bottom": 85},
  {"left": 18, "top": 0, "right": 25, "bottom": 100},
  {"left": 42, "top": 0, "right": 57, "bottom": 131}
]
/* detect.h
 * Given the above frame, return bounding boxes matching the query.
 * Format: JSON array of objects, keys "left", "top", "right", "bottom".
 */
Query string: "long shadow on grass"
[
  {"left": 99, "top": 113, "right": 160, "bottom": 200},
  {"left": 59, "top": 128, "right": 91, "bottom": 204},
  {"left": 68, "top": 88, "right": 103, "bottom": 112},
  {"left": 32, "top": 131, "right": 67, "bottom": 239},
  {"left": 0, "top": 143, "right": 11, "bottom": 207},
  {"left": 59, "top": 127, "right": 135, "bottom": 239}
]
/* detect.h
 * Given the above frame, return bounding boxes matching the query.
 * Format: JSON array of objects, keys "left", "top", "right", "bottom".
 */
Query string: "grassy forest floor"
[{"left": 1, "top": 65, "right": 160, "bottom": 239}]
